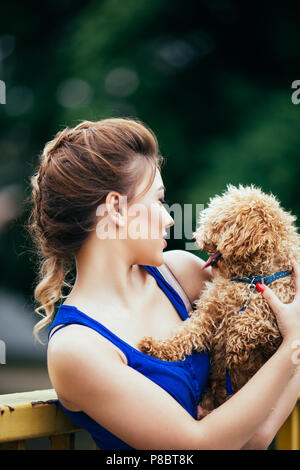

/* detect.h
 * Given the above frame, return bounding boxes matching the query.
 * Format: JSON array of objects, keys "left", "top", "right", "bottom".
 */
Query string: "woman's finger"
[
  {"left": 291, "top": 257, "right": 300, "bottom": 301},
  {"left": 260, "top": 284, "right": 285, "bottom": 317}
]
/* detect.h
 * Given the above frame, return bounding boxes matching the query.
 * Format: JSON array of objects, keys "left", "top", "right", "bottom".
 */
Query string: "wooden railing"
[
  {"left": 276, "top": 396, "right": 300, "bottom": 450},
  {"left": 0, "top": 389, "right": 299, "bottom": 450},
  {"left": 0, "top": 389, "right": 90, "bottom": 450}
]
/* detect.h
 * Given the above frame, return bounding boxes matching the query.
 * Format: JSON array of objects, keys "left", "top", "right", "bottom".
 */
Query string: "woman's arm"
[
  {"left": 198, "top": 339, "right": 298, "bottom": 449},
  {"left": 168, "top": 252, "right": 300, "bottom": 449},
  {"left": 196, "top": 366, "right": 300, "bottom": 450},
  {"left": 48, "top": 324, "right": 299, "bottom": 450},
  {"left": 241, "top": 367, "right": 300, "bottom": 450},
  {"left": 47, "top": 258, "right": 300, "bottom": 450}
]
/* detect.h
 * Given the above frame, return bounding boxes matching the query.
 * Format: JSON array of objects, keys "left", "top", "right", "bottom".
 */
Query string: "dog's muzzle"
[{"left": 201, "top": 251, "right": 222, "bottom": 270}]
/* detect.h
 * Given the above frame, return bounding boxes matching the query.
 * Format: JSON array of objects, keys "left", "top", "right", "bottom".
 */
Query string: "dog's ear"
[
  {"left": 194, "top": 183, "right": 298, "bottom": 261},
  {"left": 216, "top": 198, "right": 298, "bottom": 259},
  {"left": 216, "top": 207, "right": 277, "bottom": 258}
]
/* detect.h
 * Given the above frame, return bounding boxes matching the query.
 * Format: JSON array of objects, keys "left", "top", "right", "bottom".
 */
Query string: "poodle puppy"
[{"left": 137, "top": 184, "right": 300, "bottom": 414}]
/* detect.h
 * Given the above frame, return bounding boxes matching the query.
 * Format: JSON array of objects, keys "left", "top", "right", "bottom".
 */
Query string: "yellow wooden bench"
[
  {"left": 0, "top": 389, "right": 88, "bottom": 450},
  {"left": 276, "top": 396, "right": 300, "bottom": 450},
  {"left": 0, "top": 389, "right": 299, "bottom": 449}
]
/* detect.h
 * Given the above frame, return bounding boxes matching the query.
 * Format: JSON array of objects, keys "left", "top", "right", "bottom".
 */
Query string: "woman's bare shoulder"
[
  {"left": 47, "top": 323, "right": 127, "bottom": 366},
  {"left": 47, "top": 324, "right": 128, "bottom": 412},
  {"left": 162, "top": 249, "right": 212, "bottom": 304}
]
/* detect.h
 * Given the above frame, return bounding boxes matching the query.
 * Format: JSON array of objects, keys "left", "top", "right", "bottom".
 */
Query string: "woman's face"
[{"left": 125, "top": 166, "right": 174, "bottom": 266}]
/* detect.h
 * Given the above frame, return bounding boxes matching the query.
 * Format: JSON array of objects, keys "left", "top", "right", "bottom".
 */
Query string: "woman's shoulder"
[
  {"left": 162, "top": 249, "right": 213, "bottom": 304},
  {"left": 47, "top": 323, "right": 128, "bottom": 413},
  {"left": 47, "top": 322, "right": 127, "bottom": 368}
]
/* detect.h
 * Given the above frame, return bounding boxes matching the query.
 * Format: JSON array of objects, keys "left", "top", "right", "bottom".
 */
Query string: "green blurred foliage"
[{"left": 0, "top": 0, "right": 300, "bottom": 299}]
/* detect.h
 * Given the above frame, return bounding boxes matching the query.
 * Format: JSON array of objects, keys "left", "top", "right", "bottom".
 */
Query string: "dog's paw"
[
  {"left": 137, "top": 337, "right": 175, "bottom": 360},
  {"left": 138, "top": 337, "right": 167, "bottom": 359},
  {"left": 137, "top": 337, "right": 156, "bottom": 354}
]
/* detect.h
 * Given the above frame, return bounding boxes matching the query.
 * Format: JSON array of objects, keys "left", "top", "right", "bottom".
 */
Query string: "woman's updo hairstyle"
[{"left": 27, "top": 118, "right": 164, "bottom": 343}]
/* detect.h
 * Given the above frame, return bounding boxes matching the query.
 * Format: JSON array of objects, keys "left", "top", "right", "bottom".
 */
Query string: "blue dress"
[{"left": 47, "top": 264, "right": 211, "bottom": 450}]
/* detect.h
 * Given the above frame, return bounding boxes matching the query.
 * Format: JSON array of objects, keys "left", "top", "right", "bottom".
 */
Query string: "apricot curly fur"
[{"left": 137, "top": 183, "right": 300, "bottom": 414}]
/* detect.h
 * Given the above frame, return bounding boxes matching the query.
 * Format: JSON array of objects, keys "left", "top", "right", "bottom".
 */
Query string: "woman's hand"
[{"left": 259, "top": 257, "right": 300, "bottom": 348}]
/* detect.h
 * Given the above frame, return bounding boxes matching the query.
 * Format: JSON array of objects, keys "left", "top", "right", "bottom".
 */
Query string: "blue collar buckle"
[{"left": 231, "top": 269, "right": 292, "bottom": 314}]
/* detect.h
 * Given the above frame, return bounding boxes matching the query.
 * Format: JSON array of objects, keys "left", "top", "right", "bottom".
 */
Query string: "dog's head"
[{"left": 193, "top": 184, "right": 300, "bottom": 277}]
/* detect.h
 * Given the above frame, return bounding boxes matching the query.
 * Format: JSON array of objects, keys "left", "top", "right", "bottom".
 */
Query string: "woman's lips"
[
  {"left": 163, "top": 239, "right": 167, "bottom": 248},
  {"left": 201, "top": 251, "right": 222, "bottom": 269}
]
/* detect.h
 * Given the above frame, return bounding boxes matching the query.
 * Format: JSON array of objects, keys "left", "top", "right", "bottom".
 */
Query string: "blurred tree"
[{"left": 0, "top": 0, "right": 299, "bottom": 300}]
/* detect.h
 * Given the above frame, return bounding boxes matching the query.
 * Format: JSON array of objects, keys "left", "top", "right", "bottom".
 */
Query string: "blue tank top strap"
[
  {"left": 49, "top": 324, "right": 67, "bottom": 337},
  {"left": 226, "top": 368, "right": 233, "bottom": 397},
  {"left": 140, "top": 265, "right": 189, "bottom": 320},
  {"left": 48, "top": 264, "right": 189, "bottom": 342},
  {"left": 48, "top": 308, "right": 84, "bottom": 341}
]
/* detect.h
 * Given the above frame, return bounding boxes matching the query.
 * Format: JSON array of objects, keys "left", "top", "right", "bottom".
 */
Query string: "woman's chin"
[
  {"left": 152, "top": 250, "right": 164, "bottom": 267},
  {"left": 140, "top": 240, "right": 166, "bottom": 266}
]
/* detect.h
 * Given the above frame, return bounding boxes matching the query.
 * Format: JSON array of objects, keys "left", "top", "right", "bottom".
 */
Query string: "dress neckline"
[
  {"left": 50, "top": 264, "right": 192, "bottom": 366},
  {"left": 58, "top": 304, "right": 191, "bottom": 366}
]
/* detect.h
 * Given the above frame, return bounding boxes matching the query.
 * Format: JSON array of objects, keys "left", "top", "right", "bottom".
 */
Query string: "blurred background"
[{"left": 0, "top": 0, "right": 299, "bottom": 449}]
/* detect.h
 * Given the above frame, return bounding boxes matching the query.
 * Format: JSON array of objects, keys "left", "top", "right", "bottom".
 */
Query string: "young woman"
[{"left": 28, "top": 118, "right": 300, "bottom": 450}]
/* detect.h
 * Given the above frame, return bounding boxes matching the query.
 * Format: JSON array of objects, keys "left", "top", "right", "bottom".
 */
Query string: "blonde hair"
[{"left": 27, "top": 118, "right": 164, "bottom": 343}]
